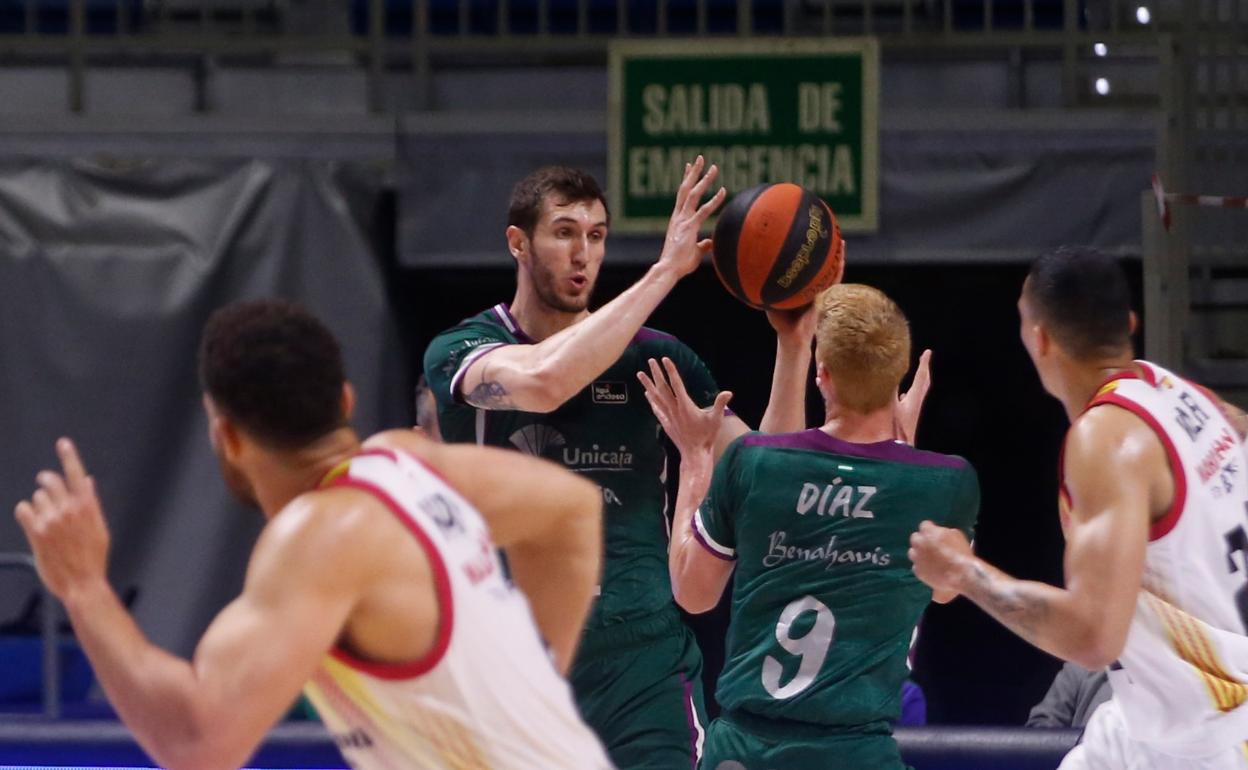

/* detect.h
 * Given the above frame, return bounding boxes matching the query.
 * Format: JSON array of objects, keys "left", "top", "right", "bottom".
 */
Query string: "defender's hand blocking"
[
  {"left": 14, "top": 438, "right": 111, "bottom": 601},
  {"left": 895, "top": 349, "right": 933, "bottom": 445},
  {"left": 909, "top": 520, "right": 972, "bottom": 596},
  {"left": 657, "top": 156, "right": 728, "bottom": 278},
  {"left": 637, "top": 357, "right": 733, "bottom": 462}
]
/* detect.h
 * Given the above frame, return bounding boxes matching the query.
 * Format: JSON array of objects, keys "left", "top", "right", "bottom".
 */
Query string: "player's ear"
[
  {"left": 341, "top": 382, "right": 357, "bottom": 421},
  {"left": 1128, "top": 310, "right": 1139, "bottom": 336},
  {"left": 814, "top": 361, "right": 832, "bottom": 400},
  {"left": 203, "top": 395, "right": 229, "bottom": 452},
  {"left": 506, "top": 225, "right": 529, "bottom": 264},
  {"left": 217, "top": 414, "right": 244, "bottom": 462},
  {"left": 1034, "top": 323, "right": 1052, "bottom": 357}
]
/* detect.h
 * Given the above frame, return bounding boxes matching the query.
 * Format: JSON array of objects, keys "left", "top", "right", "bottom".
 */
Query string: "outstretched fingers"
[
  {"left": 56, "top": 438, "right": 92, "bottom": 496},
  {"left": 673, "top": 156, "right": 706, "bottom": 215},
  {"left": 659, "top": 357, "right": 691, "bottom": 402},
  {"left": 13, "top": 500, "right": 35, "bottom": 532}
]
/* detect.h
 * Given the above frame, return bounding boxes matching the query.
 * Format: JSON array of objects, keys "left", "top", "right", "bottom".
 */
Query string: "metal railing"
[
  {"left": 1145, "top": 0, "right": 1248, "bottom": 398},
  {"left": 0, "top": 0, "right": 1170, "bottom": 111},
  {"left": 0, "top": 553, "right": 62, "bottom": 720}
]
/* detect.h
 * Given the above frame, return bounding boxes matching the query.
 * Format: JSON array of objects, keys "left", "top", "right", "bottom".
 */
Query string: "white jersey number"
[{"left": 761, "top": 595, "right": 835, "bottom": 699}]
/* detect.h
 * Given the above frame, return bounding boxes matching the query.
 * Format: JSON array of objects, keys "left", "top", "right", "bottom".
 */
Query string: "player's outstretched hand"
[
  {"left": 895, "top": 349, "right": 932, "bottom": 445},
  {"left": 657, "top": 156, "right": 728, "bottom": 279},
  {"left": 909, "top": 520, "right": 971, "bottom": 598},
  {"left": 14, "top": 438, "right": 111, "bottom": 602},
  {"left": 638, "top": 357, "right": 732, "bottom": 463}
]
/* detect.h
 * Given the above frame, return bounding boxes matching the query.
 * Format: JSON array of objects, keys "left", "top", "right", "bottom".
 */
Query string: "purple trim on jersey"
[
  {"left": 634, "top": 327, "right": 677, "bottom": 344},
  {"left": 692, "top": 519, "right": 735, "bottom": 561},
  {"left": 493, "top": 303, "right": 536, "bottom": 344},
  {"left": 450, "top": 342, "right": 508, "bottom": 404},
  {"left": 742, "top": 429, "right": 968, "bottom": 469}
]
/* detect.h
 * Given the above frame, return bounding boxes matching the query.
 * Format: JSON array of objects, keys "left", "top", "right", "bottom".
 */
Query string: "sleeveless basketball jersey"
[
  {"left": 302, "top": 448, "right": 613, "bottom": 770},
  {"left": 696, "top": 430, "right": 979, "bottom": 730},
  {"left": 1075, "top": 360, "right": 1248, "bottom": 756}
]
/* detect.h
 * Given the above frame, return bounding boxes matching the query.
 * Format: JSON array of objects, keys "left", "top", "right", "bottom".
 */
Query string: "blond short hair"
[{"left": 814, "top": 283, "right": 911, "bottom": 413}]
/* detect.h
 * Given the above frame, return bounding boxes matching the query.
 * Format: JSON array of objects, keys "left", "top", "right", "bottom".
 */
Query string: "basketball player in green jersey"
[
  {"left": 422, "top": 158, "right": 824, "bottom": 769},
  {"left": 639, "top": 283, "right": 978, "bottom": 770}
]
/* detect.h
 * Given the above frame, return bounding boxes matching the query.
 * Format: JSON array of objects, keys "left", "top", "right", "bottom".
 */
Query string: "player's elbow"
[
  {"left": 1069, "top": 625, "right": 1128, "bottom": 671},
  {"left": 672, "top": 584, "right": 717, "bottom": 615},
  {"left": 671, "top": 569, "right": 721, "bottom": 614}
]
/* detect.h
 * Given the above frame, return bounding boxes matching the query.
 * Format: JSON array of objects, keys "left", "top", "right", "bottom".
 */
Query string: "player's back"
[
  {"left": 1079, "top": 361, "right": 1248, "bottom": 757},
  {"left": 302, "top": 447, "right": 613, "bottom": 770},
  {"left": 698, "top": 429, "right": 978, "bottom": 731}
]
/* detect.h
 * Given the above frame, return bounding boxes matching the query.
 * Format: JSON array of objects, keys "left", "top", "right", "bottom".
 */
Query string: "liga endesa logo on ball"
[
  {"left": 776, "top": 203, "right": 830, "bottom": 291},
  {"left": 712, "top": 183, "right": 844, "bottom": 311}
]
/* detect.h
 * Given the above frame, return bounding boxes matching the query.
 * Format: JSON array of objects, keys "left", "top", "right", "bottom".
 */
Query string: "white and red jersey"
[
  {"left": 302, "top": 448, "right": 613, "bottom": 770},
  {"left": 1068, "top": 360, "right": 1248, "bottom": 757}
]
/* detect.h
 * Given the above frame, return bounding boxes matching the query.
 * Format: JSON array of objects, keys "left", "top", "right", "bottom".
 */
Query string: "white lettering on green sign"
[
  {"left": 628, "top": 144, "right": 855, "bottom": 198},
  {"left": 797, "top": 82, "right": 843, "bottom": 134},
  {"left": 641, "top": 83, "right": 772, "bottom": 136}
]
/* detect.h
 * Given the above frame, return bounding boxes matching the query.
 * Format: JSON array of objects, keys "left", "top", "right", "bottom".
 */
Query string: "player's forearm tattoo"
[{"left": 965, "top": 562, "right": 1050, "bottom": 641}]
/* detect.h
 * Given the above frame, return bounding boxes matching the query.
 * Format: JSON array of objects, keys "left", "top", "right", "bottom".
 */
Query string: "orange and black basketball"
[{"left": 711, "top": 183, "right": 844, "bottom": 311}]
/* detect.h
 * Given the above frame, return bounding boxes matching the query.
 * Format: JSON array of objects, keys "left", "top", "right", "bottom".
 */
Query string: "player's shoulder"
[
  {"left": 1068, "top": 404, "right": 1164, "bottom": 468},
  {"left": 424, "top": 306, "right": 514, "bottom": 370},
  {"left": 254, "top": 485, "right": 396, "bottom": 579},
  {"left": 430, "top": 306, "right": 510, "bottom": 344}
]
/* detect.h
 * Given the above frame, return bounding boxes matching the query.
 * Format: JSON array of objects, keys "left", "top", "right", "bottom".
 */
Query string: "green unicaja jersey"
[
  {"left": 695, "top": 429, "right": 979, "bottom": 731},
  {"left": 423, "top": 303, "right": 721, "bottom": 632}
]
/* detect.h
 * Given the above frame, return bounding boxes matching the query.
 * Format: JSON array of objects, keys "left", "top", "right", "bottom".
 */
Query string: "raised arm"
[
  {"left": 369, "top": 430, "right": 604, "bottom": 673},
  {"left": 456, "top": 158, "right": 727, "bottom": 413},
  {"left": 706, "top": 306, "right": 819, "bottom": 459},
  {"left": 638, "top": 358, "right": 735, "bottom": 614},
  {"left": 908, "top": 407, "right": 1157, "bottom": 669},
  {"left": 14, "top": 440, "right": 376, "bottom": 770},
  {"left": 756, "top": 305, "right": 817, "bottom": 435}
]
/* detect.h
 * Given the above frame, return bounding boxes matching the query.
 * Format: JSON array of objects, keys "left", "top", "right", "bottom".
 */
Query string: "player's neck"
[
  {"left": 819, "top": 405, "right": 898, "bottom": 444},
  {"left": 1056, "top": 357, "right": 1137, "bottom": 422},
  {"left": 508, "top": 289, "right": 589, "bottom": 342},
  {"left": 252, "top": 427, "right": 362, "bottom": 518}
]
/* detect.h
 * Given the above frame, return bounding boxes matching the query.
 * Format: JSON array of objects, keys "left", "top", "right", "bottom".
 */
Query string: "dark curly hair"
[
  {"left": 198, "top": 299, "right": 347, "bottom": 449},
  {"left": 508, "top": 166, "right": 610, "bottom": 237}
]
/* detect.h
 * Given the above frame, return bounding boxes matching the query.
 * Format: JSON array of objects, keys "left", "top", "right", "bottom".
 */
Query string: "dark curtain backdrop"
[{"left": 0, "top": 158, "right": 407, "bottom": 656}]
